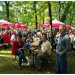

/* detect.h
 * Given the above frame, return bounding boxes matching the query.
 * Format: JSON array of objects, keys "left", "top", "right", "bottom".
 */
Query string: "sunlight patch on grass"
[
  {"left": 0, "top": 64, "right": 3, "bottom": 67},
  {"left": 0, "top": 55, "right": 6, "bottom": 57},
  {"left": 0, "top": 54, "right": 12, "bottom": 58},
  {"left": 0, "top": 50, "right": 11, "bottom": 54}
]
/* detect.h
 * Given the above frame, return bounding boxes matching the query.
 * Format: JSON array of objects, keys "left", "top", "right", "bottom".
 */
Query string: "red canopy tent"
[
  {"left": 41, "top": 20, "right": 72, "bottom": 30},
  {"left": 41, "top": 23, "right": 61, "bottom": 28},
  {"left": 21, "top": 25, "right": 28, "bottom": 29},
  {"left": 52, "top": 23, "right": 61, "bottom": 28},
  {"left": 41, "top": 20, "right": 64, "bottom": 28},
  {"left": 11, "top": 24, "right": 15, "bottom": 28},
  {"left": 65, "top": 25, "right": 72, "bottom": 30},
  {"left": 71, "top": 26, "right": 75, "bottom": 30},
  {"left": 14, "top": 23, "right": 22, "bottom": 28},
  {"left": 13, "top": 23, "right": 28, "bottom": 29},
  {"left": 41, "top": 22, "right": 50, "bottom": 28},
  {"left": 0, "top": 21, "right": 13, "bottom": 28}
]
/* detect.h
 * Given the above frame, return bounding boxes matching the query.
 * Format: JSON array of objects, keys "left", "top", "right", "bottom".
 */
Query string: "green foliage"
[{"left": 0, "top": 1, "right": 75, "bottom": 28}]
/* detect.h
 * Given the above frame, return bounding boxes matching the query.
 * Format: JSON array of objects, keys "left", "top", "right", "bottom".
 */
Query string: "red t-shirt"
[
  {"left": 3, "top": 34, "right": 10, "bottom": 43},
  {"left": 12, "top": 40, "right": 24, "bottom": 55}
]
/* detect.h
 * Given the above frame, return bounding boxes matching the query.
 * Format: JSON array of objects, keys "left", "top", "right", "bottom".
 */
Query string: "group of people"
[
  {"left": 69, "top": 30, "right": 75, "bottom": 51},
  {"left": 0, "top": 25, "right": 74, "bottom": 74},
  {"left": 11, "top": 30, "right": 52, "bottom": 71},
  {"left": 0, "top": 28, "right": 10, "bottom": 49}
]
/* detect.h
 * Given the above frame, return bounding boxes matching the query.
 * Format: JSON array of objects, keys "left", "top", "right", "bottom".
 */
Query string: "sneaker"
[{"left": 23, "top": 60, "right": 28, "bottom": 63}]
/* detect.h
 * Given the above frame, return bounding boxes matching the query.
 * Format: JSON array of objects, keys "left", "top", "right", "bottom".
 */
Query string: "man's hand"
[
  {"left": 59, "top": 52, "right": 63, "bottom": 56},
  {"left": 18, "top": 48, "right": 21, "bottom": 50},
  {"left": 21, "top": 48, "right": 24, "bottom": 50},
  {"left": 58, "top": 50, "right": 66, "bottom": 56},
  {"left": 18, "top": 48, "right": 23, "bottom": 50},
  {"left": 43, "top": 51, "right": 47, "bottom": 55}
]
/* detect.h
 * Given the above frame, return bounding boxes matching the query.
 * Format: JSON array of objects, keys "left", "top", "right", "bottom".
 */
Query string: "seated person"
[
  {"left": 3, "top": 31, "right": 10, "bottom": 49},
  {"left": 0, "top": 33, "right": 4, "bottom": 49},
  {"left": 12, "top": 34, "right": 27, "bottom": 69},
  {"left": 3, "top": 31, "right": 10, "bottom": 43},
  {"left": 35, "top": 33, "right": 52, "bottom": 70},
  {"left": 24, "top": 32, "right": 33, "bottom": 54},
  {"left": 10, "top": 31, "right": 16, "bottom": 43},
  {"left": 72, "top": 33, "right": 75, "bottom": 51}
]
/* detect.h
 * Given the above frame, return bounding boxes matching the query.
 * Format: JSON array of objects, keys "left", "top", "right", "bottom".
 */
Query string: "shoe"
[
  {"left": 23, "top": 60, "right": 28, "bottom": 63},
  {"left": 23, "top": 62, "right": 29, "bottom": 65}
]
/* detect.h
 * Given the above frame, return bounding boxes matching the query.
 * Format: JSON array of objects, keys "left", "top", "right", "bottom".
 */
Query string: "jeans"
[
  {"left": 24, "top": 45, "right": 32, "bottom": 54},
  {"left": 16, "top": 49, "right": 27, "bottom": 66},
  {"left": 56, "top": 54, "right": 68, "bottom": 74}
]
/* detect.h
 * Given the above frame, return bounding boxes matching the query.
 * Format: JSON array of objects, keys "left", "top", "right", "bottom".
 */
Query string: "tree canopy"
[{"left": 0, "top": 1, "right": 75, "bottom": 29}]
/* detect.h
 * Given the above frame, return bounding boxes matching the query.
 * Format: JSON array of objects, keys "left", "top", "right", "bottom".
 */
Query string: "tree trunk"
[
  {"left": 43, "top": 11, "right": 45, "bottom": 24},
  {"left": 69, "top": 14, "right": 74, "bottom": 26},
  {"left": 27, "top": 22, "right": 28, "bottom": 26},
  {"left": 5, "top": 1, "right": 10, "bottom": 21},
  {"left": 48, "top": 1, "right": 53, "bottom": 50},
  {"left": 59, "top": 1, "right": 61, "bottom": 20},
  {"left": 60, "top": 1, "right": 72, "bottom": 22},
  {"left": 34, "top": 1, "right": 38, "bottom": 29},
  {"left": 43, "top": 16, "right": 44, "bottom": 24},
  {"left": 39, "top": 11, "right": 41, "bottom": 29}
]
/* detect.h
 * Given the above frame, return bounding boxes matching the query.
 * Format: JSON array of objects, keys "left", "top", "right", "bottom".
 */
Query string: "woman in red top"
[
  {"left": 3, "top": 32, "right": 10, "bottom": 49},
  {"left": 12, "top": 34, "right": 27, "bottom": 69},
  {"left": 3, "top": 32, "right": 10, "bottom": 43}
]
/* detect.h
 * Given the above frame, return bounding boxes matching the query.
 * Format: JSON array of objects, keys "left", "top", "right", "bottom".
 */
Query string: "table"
[{"left": 30, "top": 43, "right": 39, "bottom": 67}]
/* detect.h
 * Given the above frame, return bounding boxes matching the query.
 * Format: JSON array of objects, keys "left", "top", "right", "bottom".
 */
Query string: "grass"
[{"left": 0, "top": 47, "right": 75, "bottom": 74}]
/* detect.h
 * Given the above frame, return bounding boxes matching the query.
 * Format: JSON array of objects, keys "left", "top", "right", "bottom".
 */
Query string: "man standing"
[{"left": 56, "top": 25, "right": 71, "bottom": 74}]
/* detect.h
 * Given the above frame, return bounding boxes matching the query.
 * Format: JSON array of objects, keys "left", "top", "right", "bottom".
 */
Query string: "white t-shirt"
[
  {"left": 69, "top": 34, "right": 74, "bottom": 43},
  {"left": 41, "top": 40, "right": 52, "bottom": 55},
  {"left": 10, "top": 34, "right": 15, "bottom": 41}
]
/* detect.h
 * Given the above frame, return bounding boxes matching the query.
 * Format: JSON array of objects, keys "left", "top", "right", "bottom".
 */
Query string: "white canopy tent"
[
  {"left": 0, "top": 19, "right": 8, "bottom": 22},
  {"left": 52, "top": 19, "right": 64, "bottom": 24}
]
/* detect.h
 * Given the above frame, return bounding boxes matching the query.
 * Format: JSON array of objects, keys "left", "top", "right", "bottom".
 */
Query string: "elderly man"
[
  {"left": 35, "top": 33, "right": 52, "bottom": 70},
  {"left": 56, "top": 25, "right": 71, "bottom": 74}
]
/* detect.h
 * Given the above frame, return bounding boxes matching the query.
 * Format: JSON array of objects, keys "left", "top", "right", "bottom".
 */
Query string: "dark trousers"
[
  {"left": 4, "top": 45, "right": 8, "bottom": 49},
  {"left": 16, "top": 50, "right": 27, "bottom": 66},
  {"left": 35, "top": 52, "right": 49, "bottom": 69},
  {"left": 56, "top": 54, "right": 68, "bottom": 74}
]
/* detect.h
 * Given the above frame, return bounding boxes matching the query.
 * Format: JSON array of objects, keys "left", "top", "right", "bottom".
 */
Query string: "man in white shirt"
[{"left": 35, "top": 33, "right": 52, "bottom": 70}]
